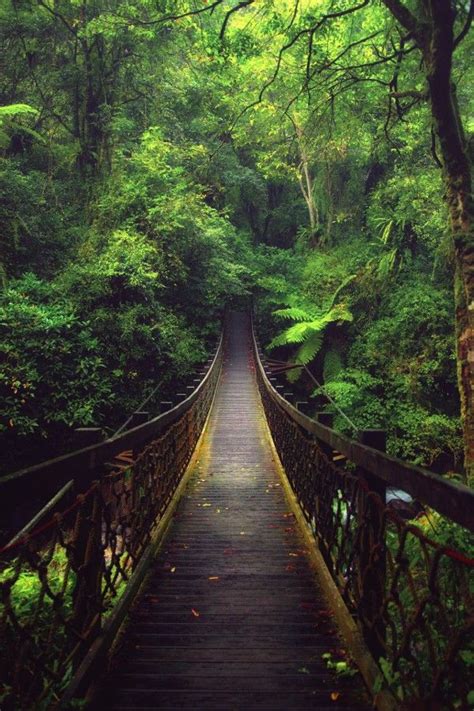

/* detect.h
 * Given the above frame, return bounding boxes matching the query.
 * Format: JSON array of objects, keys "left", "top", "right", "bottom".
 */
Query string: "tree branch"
[
  {"left": 389, "top": 90, "right": 427, "bottom": 99},
  {"left": 380, "top": 0, "right": 419, "bottom": 36},
  {"left": 220, "top": 0, "right": 256, "bottom": 40},
  {"left": 36, "top": 1, "right": 78, "bottom": 39},
  {"left": 115, "top": 1, "right": 227, "bottom": 27},
  {"left": 454, "top": 0, "right": 473, "bottom": 48}
]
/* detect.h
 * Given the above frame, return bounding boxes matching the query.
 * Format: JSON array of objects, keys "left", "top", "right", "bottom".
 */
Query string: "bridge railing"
[
  {"left": 252, "top": 319, "right": 474, "bottom": 710},
  {"left": 0, "top": 333, "right": 223, "bottom": 710}
]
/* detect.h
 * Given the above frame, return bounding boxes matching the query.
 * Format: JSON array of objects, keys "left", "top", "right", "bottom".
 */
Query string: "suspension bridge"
[{"left": 0, "top": 311, "right": 473, "bottom": 710}]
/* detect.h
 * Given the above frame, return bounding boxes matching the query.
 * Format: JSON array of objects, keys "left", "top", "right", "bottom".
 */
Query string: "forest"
[{"left": 0, "top": 0, "right": 472, "bottom": 484}]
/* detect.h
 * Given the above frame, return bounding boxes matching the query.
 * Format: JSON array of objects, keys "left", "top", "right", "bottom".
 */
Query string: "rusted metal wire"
[
  {"left": 0, "top": 341, "right": 222, "bottom": 710},
  {"left": 256, "top": 340, "right": 474, "bottom": 708},
  {"left": 265, "top": 358, "right": 360, "bottom": 433}
]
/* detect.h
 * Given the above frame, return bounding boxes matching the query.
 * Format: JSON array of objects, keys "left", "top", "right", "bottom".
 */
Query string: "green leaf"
[
  {"left": 295, "top": 330, "right": 323, "bottom": 365},
  {"left": 0, "top": 103, "right": 38, "bottom": 119},
  {"left": 273, "top": 306, "right": 314, "bottom": 322}
]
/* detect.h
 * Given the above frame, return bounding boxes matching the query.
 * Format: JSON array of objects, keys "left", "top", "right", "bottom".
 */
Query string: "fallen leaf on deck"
[
  {"left": 191, "top": 608, "right": 200, "bottom": 617},
  {"left": 298, "top": 667, "right": 310, "bottom": 674},
  {"left": 330, "top": 692, "right": 341, "bottom": 701},
  {"left": 170, "top": 567, "right": 176, "bottom": 573},
  {"left": 208, "top": 576, "right": 219, "bottom": 581}
]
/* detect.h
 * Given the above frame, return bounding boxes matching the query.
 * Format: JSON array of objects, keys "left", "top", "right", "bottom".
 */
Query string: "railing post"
[
  {"left": 295, "top": 401, "right": 313, "bottom": 417},
  {"left": 73, "top": 427, "right": 102, "bottom": 448},
  {"left": 70, "top": 484, "right": 103, "bottom": 668},
  {"left": 315, "top": 413, "right": 334, "bottom": 458},
  {"left": 357, "top": 429, "right": 387, "bottom": 663},
  {"left": 316, "top": 412, "right": 333, "bottom": 428}
]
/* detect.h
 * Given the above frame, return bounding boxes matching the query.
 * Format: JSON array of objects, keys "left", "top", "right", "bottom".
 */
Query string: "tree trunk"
[
  {"left": 422, "top": 2, "right": 474, "bottom": 484},
  {"left": 383, "top": 0, "right": 474, "bottom": 483},
  {"left": 324, "top": 159, "right": 334, "bottom": 245},
  {"left": 295, "top": 123, "right": 319, "bottom": 238}
]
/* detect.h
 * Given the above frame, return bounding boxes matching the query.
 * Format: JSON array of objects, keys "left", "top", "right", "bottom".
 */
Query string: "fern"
[
  {"left": 269, "top": 321, "right": 316, "bottom": 348},
  {"left": 0, "top": 103, "right": 43, "bottom": 148},
  {"left": 273, "top": 306, "right": 313, "bottom": 322},
  {"left": 323, "top": 349, "right": 343, "bottom": 383},
  {"left": 325, "top": 274, "right": 356, "bottom": 310},
  {"left": 294, "top": 330, "right": 324, "bottom": 365},
  {"left": 265, "top": 275, "right": 354, "bottom": 380},
  {"left": 0, "top": 103, "right": 38, "bottom": 119}
]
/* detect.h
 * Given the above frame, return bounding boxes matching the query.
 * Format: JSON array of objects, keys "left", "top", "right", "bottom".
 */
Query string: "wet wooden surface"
[{"left": 94, "top": 312, "right": 370, "bottom": 710}]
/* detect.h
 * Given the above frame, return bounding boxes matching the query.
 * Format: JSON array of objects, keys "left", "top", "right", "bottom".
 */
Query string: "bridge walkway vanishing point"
[{"left": 94, "top": 312, "right": 370, "bottom": 710}]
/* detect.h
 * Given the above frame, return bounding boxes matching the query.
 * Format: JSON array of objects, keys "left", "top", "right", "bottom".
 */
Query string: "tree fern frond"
[
  {"left": 377, "top": 248, "right": 398, "bottom": 280},
  {"left": 379, "top": 219, "right": 394, "bottom": 244},
  {"left": 295, "top": 330, "right": 323, "bottom": 365},
  {"left": 273, "top": 306, "right": 314, "bottom": 322},
  {"left": 0, "top": 103, "right": 38, "bottom": 119},
  {"left": 286, "top": 362, "right": 303, "bottom": 383},
  {"left": 269, "top": 321, "right": 316, "bottom": 349},
  {"left": 326, "top": 274, "right": 356, "bottom": 309}
]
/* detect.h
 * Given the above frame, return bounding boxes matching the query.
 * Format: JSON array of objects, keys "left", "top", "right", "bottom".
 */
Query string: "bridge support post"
[
  {"left": 316, "top": 412, "right": 333, "bottom": 428},
  {"left": 73, "top": 427, "right": 102, "bottom": 448},
  {"left": 295, "top": 401, "right": 313, "bottom": 417},
  {"left": 70, "top": 484, "right": 103, "bottom": 669},
  {"left": 357, "top": 429, "right": 387, "bottom": 664}
]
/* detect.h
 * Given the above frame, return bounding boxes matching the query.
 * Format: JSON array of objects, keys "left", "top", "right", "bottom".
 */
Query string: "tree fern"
[
  {"left": 268, "top": 286, "right": 353, "bottom": 379},
  {"left": 272, "top": 306, "right": 313, "bottom": 322},
  {"left": 0, "top": 104, "right": 42, "bottom": 149},
  {"left": 269, "top": 320, "right": 319, "bottom": 348},
  {"left": 0, "top": 104, "right": 38, "bottom": 119}
]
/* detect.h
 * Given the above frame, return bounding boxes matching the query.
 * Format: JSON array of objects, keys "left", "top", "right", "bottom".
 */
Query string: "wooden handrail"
[
  {"left": 0, "top": 332, "right": 224, "bottom": 505},
  {"left": 251, "top": 316, "right": 474, "bottom": 532}
]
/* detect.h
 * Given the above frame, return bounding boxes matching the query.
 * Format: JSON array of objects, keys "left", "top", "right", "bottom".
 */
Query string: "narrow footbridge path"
[
  {"left": 1, "top": 311, "right": 473, "bottom": 711},
  {"left": 95, "top": 312, "right": 369, "bottom": 709}
]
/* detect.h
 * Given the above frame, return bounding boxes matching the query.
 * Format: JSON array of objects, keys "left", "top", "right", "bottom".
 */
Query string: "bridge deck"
[{"left": 95, "top": 312, "right": 369, "bottom": 710}]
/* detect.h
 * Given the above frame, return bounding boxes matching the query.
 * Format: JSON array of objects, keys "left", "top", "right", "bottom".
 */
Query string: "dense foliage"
[{"left": 0, "top": 1, "right": 472, "bottom": 479}]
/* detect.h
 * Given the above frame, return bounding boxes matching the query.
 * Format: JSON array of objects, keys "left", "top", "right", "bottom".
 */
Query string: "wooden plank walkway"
[{"left": 94, "top": 312, "right": 370, "bottom": 710}]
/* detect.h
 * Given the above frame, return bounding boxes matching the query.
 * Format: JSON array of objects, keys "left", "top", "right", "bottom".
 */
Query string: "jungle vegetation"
[{"left": 0, "top": 0, "right": 472, "bottom": 482}]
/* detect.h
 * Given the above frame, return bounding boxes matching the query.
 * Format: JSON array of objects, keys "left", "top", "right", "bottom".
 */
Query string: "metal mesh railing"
[
  {"left": 0, "top": 340, "right": 222, "bottom": 710},
  {"left": 254, "top": 337, "right": 474, "bottom": 708}
]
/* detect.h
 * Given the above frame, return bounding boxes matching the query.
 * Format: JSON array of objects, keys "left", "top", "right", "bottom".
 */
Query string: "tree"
[{"left": 378, "top": 1, "right": 474, "bottom": 481}]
